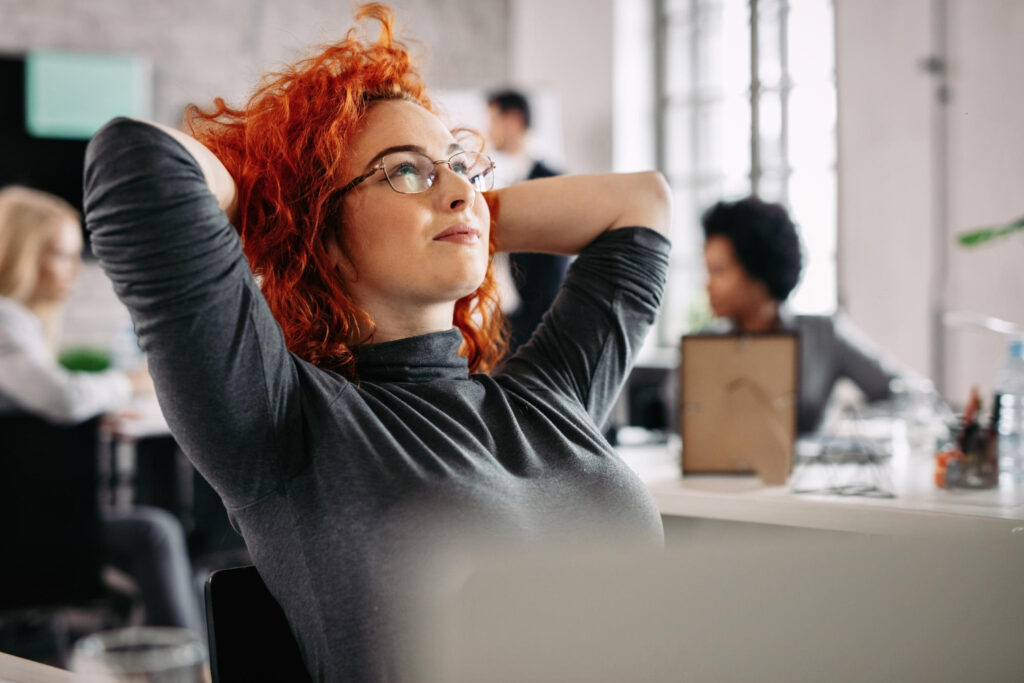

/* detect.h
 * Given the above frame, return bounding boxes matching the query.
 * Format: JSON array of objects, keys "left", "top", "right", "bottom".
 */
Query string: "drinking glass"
[{"left": 70, "top": 627, "right": 206, "bottom": 682}]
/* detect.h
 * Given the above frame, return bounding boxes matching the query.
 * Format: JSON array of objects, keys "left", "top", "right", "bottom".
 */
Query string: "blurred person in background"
[
  {"left": 701, "top": 196, "right": 900, "bottom": 433},
  {"left": 487, "top": 89, "right": 569, "bottom": 352},
  {"left": 0, "top": 185, "right": 202, "bottom": 633}
]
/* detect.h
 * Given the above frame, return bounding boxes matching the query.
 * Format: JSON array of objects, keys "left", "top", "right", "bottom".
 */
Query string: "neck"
[
  {"left": 502, "top": 136, "right": 526, "bottom": 157},
  {"left": 356, "top": 298, "right": 456, "bottom": 344},
  {"left": 736, "top": 299, "right": 780, "bottom": 333}
]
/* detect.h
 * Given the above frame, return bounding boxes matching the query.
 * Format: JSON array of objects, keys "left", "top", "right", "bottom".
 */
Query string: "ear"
[{"left": 326, "top": 231, "right": 358, "bottom": 282}]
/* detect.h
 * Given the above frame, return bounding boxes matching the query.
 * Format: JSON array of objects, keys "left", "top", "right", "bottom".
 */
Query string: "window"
[{"left": 655, "top": 0, "right": 837, "bottom": 345}]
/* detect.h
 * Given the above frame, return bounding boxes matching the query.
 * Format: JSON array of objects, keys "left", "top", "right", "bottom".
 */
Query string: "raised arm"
[
  {"left": 84, "top": 118, "right": 305, "bottom": 507},
  {"left": 140, "top": 120, "right": 239, "bottom": 220},
  {"left": 491, "top": 171, "right": 672, "bottom": 254},
  {"left": 494, "top": 172, "right": 672, "bottom": 426}
]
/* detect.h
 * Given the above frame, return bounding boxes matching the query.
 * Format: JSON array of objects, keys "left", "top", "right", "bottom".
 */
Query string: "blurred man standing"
[{"left": 487, "top": 90, "right": 569, "bottom": 353}]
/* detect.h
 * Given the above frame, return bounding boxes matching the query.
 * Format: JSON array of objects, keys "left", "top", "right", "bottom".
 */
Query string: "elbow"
[
  {"left": 609, "top": 171, "right": 673, "bottom": 237},
  {"left": 639, "top": 171, "right": 673, "bottom": 238}
]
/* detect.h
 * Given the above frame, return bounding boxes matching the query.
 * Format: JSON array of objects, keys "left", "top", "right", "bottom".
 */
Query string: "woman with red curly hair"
[{"left": 84, "top": 3, "right": 670, "bottom": 680}]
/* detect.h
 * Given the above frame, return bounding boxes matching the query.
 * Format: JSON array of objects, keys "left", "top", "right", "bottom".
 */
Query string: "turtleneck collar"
[{"left": 351, "top": 327, "right": 469, "bottom": 383}]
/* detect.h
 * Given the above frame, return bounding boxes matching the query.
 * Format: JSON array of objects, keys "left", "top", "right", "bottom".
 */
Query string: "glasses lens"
[
  {"left": 451, "top": 151, "right": 494, "bottom": 192},
  {"left": 382, "top": 151, "right": 434, "bottom": 194}
]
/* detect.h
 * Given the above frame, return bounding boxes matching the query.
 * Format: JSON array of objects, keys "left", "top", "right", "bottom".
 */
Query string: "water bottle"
[{"left": 993, "top": 338, "right": 1024, "bottom": 478}]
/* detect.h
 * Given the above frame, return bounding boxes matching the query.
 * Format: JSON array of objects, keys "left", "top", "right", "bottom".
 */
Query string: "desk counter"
[
  {"left": 617, "top": 441, "right": 1024, "bottom": 541},
  {"left": 0, "top": 652, "right": 71, "bottom": 683}
]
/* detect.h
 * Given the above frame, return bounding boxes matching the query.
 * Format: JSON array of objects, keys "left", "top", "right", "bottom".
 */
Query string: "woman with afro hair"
[
  {"left": 702, "top": 196, "right": 899, "bottom": 433},
  {"left": 83, "top": 3, "right": 670, "bottom": 680}
]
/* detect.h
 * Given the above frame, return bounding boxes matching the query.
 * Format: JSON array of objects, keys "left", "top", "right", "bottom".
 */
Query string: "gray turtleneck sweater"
[{"left": 84, "top": 118, "right": 670, "bottom": 682}]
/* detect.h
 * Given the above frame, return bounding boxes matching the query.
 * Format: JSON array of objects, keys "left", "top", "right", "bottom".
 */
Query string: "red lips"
[{"left": 433, "top": 223, "right": 480, "bottom": 243}]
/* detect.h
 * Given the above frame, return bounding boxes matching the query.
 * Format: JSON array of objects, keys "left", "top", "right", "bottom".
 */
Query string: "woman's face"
[
  {"left": 333, "top": 99, "right": 491, "bottom": 317},
  {"left": 703, "top": 234, "right": 767, "bottom": 320},
  {"left": 30, "top": 220, "right": 82, "bottom": 306}
]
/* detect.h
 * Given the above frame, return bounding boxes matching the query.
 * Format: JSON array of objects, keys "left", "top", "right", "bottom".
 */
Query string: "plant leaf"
[{"left": 957, "top": 216, "right": 1024, "bottom": 247}]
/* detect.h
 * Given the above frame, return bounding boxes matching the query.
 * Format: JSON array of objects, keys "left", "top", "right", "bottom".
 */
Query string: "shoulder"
[
  {"left": 788, "top": 315, "right": 841, "bottom": 350},
  {"left": 0, "top": 298, "right": 41, "bottom": 342},
  {"left": 790, "top": 314, "right": 835, "bottom": 333},
  {"left": 528, "top": 160, "right": 560, "bottom": 179}
]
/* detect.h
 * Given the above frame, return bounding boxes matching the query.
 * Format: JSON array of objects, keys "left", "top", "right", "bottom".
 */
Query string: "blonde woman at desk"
[
  {"left": 702, "top": 196, "right": 900, "bottom": 434},
  {"left": 0, "top": 186, "right": 202, "bottom": 634},
  {"left": 82, "top": 3, "right": 671, "bottom": 679}
]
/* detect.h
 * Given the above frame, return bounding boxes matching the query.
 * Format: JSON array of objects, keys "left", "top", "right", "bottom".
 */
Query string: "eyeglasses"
[{"left": 336, "top": 149, "right": 496, "bottom": 197}]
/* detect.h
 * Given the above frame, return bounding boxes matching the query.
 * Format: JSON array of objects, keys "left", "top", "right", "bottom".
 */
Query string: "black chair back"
[
  {"left": 205, "top": 565, "right": 312, "bottom": 683},
  {"left": 0, "top": 414, "right": 106, "bottom": 610}
]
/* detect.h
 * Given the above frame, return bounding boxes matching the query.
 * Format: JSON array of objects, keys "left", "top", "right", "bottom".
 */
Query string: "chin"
[
  {"left": 449, "top": 274, "right": 488, "bottom": 302},
  {"left": 449, "top": 258, "right": 489, "bottom": 293},
  {"left": 420, "top": 250, "right": 488, "bottom": 302}
]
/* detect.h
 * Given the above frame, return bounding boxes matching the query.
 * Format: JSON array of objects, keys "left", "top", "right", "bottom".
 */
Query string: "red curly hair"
[{"left": 185, "top": 3, "right": 506, "bottom": 378}]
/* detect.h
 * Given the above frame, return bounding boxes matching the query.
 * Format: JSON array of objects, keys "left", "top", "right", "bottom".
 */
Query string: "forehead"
[
  {"left": 704, "top": 234, "right": 736, "bottom": 260},
  {"left": 47, "top": 220, "right": 82, "bottom": 249},
  {"left": 348, "top": 99, "right": 455, "bottom": 163}
]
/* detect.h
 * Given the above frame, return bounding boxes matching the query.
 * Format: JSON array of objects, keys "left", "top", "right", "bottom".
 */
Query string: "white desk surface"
[
  {"left": 0, "top": 652, "right": 71, "bottom": 683},
  {"left": 617, "top": 440, "right": 1024, "bottom": 541}
]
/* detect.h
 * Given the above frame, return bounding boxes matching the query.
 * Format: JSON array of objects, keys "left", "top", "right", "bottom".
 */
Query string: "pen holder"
[{"left": 935, "top": 430, "right": 998, "bottom": 489}]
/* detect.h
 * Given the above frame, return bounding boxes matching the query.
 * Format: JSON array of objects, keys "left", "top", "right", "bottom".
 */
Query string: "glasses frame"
[{"left": 335, "top": 149, "right": 496, "bottom": 198}]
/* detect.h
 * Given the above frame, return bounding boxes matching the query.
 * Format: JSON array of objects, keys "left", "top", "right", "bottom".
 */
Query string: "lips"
[{"left": 433, "top": 223, "right": 480, "bottom": 244}]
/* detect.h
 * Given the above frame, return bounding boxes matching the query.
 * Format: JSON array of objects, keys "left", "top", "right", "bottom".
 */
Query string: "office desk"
[
  {"left": 617, "top": 440, "right": 1024, "bottom": 542},
  {"left": 0, "top": 652, "right": 71, "bottom": 683}
]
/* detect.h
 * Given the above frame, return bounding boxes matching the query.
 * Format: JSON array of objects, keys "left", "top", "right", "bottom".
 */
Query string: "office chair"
[
  {"left": 205, "top": 565, "right": 312, "bottom": 683},
  {"left": 0, "top": 414, "right": 131, "bottom": 662}
]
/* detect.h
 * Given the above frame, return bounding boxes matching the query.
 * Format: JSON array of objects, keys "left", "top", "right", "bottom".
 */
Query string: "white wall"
[
  {"left": 508, "top": 0, "right": 615, "bottom": 174},
  {"left": 836, "top": 0, "right": 1024, "bottom": 402},
  {"left": 835, "top": 0, "right": 936, "bottom": 381},
  {"left": 944, "top": 0, "right": 1024, "bottom": 403},
  {"left": 0, "top": 0, "right": 508, "bottom": 125}
]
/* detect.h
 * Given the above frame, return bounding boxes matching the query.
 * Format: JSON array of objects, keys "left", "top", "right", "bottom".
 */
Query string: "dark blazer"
[{"left": 508, "top": 161, "right": 570, "bottom": 353}]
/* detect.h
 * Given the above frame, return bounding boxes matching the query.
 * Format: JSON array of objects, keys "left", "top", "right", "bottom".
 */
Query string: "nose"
[{"left": 434, "top": 163, "right": 476, "bottom": 211}]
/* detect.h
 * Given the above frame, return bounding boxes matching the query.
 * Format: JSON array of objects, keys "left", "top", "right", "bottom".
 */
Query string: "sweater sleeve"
[
  {"left": 83, "top": 118, "right": 305, "bottom": 508},
  {"left": 498, "top": 227, "right": 670, "bottom": 427},
  {"left": 832, "top": 315, "right": 897, "bottom": 403}
]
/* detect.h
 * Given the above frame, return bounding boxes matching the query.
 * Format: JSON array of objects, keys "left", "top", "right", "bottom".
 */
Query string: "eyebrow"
[{"left": 362, "top": 142, "right": 463, "bottom": 172}]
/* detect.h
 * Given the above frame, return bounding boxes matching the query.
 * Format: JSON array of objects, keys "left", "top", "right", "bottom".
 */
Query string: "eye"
[
  {"left": 392, "top": 161, "right": 419, "bottom": 177},
  {"left": 383, "top": 154, "right": 431, "bottom": 193}
]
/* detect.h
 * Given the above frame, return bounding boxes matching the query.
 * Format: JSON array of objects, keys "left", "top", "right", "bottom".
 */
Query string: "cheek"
[
  {"left": 38, "top": 260, "right": 59, "bottom": 284},
  {"left": 708, "top": 270, "right": 740, "bottom": 303},
  {"left": 723, "top": 274, "right": 748, "bottom": 302},
  {"left": 477, "top": 207, "right": 491, "bottom": 245},
  {"left": 342, "top": 198, "right": 406, "bottom": 264}
]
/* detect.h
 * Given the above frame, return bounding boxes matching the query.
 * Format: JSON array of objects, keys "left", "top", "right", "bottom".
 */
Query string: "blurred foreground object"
[{"left": 407, "top": 537, "right": 1024, "bottom": 683}]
